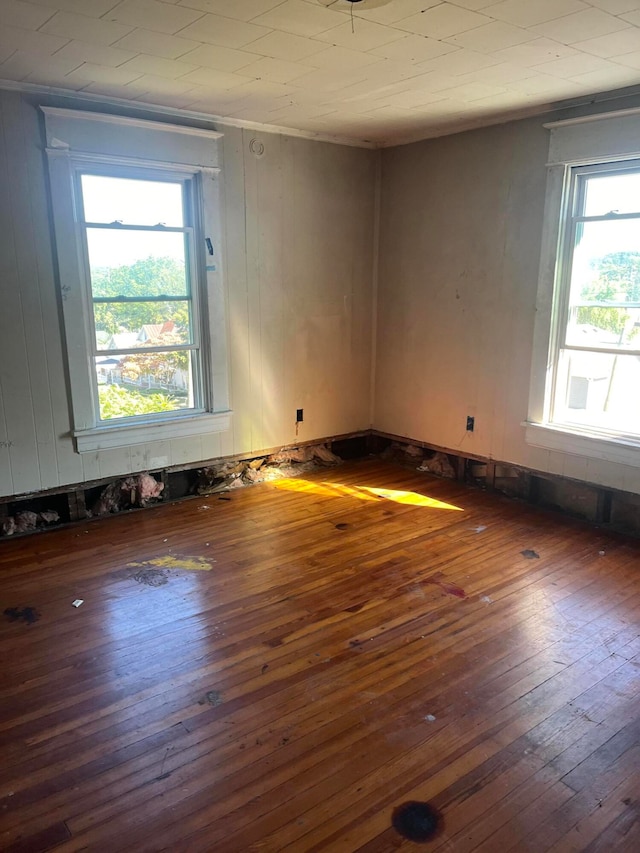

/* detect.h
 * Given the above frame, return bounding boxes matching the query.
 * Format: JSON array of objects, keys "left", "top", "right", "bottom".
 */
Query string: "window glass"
[
  {"left": 81, "top": 175, "right": 184, "bottom": 226},
  {"left": 583, "top": 172, "right": 640, "bottom": 217},
  {"left": 95, "top": 354, "right": 193, "bottom": 420}
]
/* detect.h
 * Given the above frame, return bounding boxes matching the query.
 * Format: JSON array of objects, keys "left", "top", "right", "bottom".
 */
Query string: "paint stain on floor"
[
  {"left": 521, "top": 549, "right": 540, "bottom": 559},
  {"left": 128, "top": 555, "right": 214, "bottom": 572},
  {"left": 425, "top": 578, "right": 466, "bottom": 599}
]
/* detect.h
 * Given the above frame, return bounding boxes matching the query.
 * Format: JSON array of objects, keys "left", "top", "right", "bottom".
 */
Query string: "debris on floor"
[
  {"left": 424, "top": 714, "right": 437, "bottom": 722},
  {"left": 71, "top": 599, "right": 84, "bottom": 608},
  {"left": 391, "top": 801, "right": 443, "bottom": 842},
  {"left": 128, "top": 555, "right": 214, "bottom": 573},
  {"left": 195, "top": 443, "right": 342, "bottom": 495},
  {"left": 471, "top": 525, "right": 487, "bottom": 533},
  {"left": 521, "top": 549, "right": 540, "bottom": 559},
  {"left": 91, "top": 473, "right": 164, "bottom": 516},
  {"left": 4, "top": 606, "right": 41, "bottom": 624},
  {"left": 382, "top": 442, "right": 456, "bottom": 479},
  {"left": 1, "top": 509, "right": 60, "bottom": 536},
  {"left": 480, "top": 595, "right": 493, "bottom": 604},
  {"left": 131, "top": 568, "right": 169, "bottom": 587},
  {"left": 203, "top": 690, "right": 224, "bottom": 707}
]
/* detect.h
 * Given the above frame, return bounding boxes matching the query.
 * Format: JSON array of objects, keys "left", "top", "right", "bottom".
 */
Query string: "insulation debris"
[
  {"left": 1, "top": 510, "right": 60, "bottom": 537},
  {"left": 195, "top": 444, "right": 342, "bottom": 494},
  {"left": 381, "top": 442, "right": 456, "bottom": 478},
  {"left": 91, "top": 473, "right": 164, "bottom": 516}
]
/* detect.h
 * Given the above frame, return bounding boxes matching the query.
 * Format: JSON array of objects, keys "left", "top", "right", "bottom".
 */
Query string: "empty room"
[{"left": 1, "top": 1, "right": 639, "bottom": 851}]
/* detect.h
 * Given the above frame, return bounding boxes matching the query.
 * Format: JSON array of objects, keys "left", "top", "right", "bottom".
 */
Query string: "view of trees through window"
[{"left": 82, "top": 172, "right": 199, "bottom": 421}]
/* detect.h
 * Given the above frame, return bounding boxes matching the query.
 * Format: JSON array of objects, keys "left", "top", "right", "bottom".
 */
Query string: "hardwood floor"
[{"left": 0, "top": 458, "right": 638, "bottom": 852}]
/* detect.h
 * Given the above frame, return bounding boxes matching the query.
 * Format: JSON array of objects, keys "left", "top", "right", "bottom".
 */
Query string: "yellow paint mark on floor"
[{"left": 128, "top": 555, "right": 213, "bottom": 572}]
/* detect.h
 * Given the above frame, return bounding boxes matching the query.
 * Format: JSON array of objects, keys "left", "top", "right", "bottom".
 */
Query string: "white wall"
[
  {"left": 0, "top": 90, "right": 376, "bottom": 497},
  {"left": 375, "top": 107, "right": 640, "bottom": 494}
]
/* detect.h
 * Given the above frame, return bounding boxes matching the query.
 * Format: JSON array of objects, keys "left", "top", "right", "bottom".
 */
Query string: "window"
[
  {"left": 80, "top": 170, "right": 203, "bottom": 423},
  {"left": 526, "top": 108, "right": 640, "bottom": 466},
  {"left": 550, "top": 161, "right": 640, "bottom": 437},
  {"left": 44, "top": 108, "right": 230, "bottom": 452}
]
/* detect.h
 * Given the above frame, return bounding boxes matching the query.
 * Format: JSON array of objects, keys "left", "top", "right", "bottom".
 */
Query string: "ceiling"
[{"left": 3, "top": 0, "right": 640, "bottom": 146}]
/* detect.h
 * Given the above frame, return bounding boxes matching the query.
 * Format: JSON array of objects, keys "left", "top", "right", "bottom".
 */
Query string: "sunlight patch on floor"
[{"left": 273, "top": 479, "right": 463, "bottom": 510}]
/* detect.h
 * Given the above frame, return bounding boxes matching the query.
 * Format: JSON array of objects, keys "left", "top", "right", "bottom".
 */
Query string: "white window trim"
[
  {"left": 526, "top": 107, "right": 640, "bottom": 468},
  {"left": 43, "top": 108, "right": 231, "bottom": 452}
]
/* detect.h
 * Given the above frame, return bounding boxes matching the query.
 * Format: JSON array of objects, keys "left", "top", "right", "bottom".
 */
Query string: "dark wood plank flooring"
[{"left": 0, "top": 459, "right": 638, "bottom": 852}]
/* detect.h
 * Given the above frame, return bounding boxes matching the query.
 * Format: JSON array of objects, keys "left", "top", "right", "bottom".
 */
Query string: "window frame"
[
  {"left": 75, "top": 161, "right": 207, "bottom": 426},
  {"left": 526, "top": 108, "right": 640, "bottom": 467},
  {"left": 44, "top": 108, "right": 230, "bottom": 453}
]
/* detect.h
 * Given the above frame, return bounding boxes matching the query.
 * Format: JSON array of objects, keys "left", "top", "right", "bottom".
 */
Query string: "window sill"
[
  {"left": 74, "top": 411, "right": 231, "bottom": 453},
  {"left": 524, "top": 421, "right": 640, "bottom": 468}
]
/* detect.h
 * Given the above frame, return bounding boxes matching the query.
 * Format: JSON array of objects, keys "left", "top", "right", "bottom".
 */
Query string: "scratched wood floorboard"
[{"left": 0, "top": 458, "right": 638, "bottom": 852}]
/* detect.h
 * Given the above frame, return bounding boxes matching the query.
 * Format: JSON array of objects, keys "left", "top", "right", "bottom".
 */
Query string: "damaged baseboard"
[{"left": 1, "top": 428, "right": 639, "bottom": 540}]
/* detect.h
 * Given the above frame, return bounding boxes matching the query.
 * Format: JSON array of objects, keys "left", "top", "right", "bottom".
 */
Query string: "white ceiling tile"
[
  {"left": 25, "top": 0, "right": 121, "bottom": 15},
  {"left": 0, "top": 25, "right": 67, "bottom": 55},
  {"left": 371, "top": 34, "right": 459, "bottom": 63},
  {"left": 417, "top": 48, "right": 500, "bottom": 75},
  {"left": 134, "top": 89, "right": 205, "bottom": 108},
  {"left": 64, "top": 62, "right": 143, "bottom": 86},
  {"left": 104, "top": 0, "right": 204, "bottom": 35},
  {"left": 121, "top": 71, "right": 198, "bottom": 93},
  {"left": 0, "top": 0, "right": 56, "bottom": 29},
  {"left": 614, "top": 48, "right": 640, "bottom": 66},
  {"left": 0, "top": 48, "right": 82, "bottom": 80},
  {"left": 436, "top": 80, "right": 507, "bottom": 100},
  {"left": 587, "top": 0, "right": 640, "bottom": 13},
  {"left": 238, "top": 56, "right": 315, "bottom": 83},
  {"left": 177, "top": 13, "right": 272, "bottom": 47},
  {"left": 620, "top": 9, "right": 640, "bottom": 24},
  {"left": 251, "top": 1, "right": 343, "bottom": 36},
  {"left": 507, "top": 73, "right": 582, "bottom": 94},
  {"left": 532, "top": 52, "right": 619, "bottom": 77},
  {"left": 40, "top": 11, "right": 134, "bottom": 46},
  {"left": 533, "top": 8, "right": 631, "bottom": 44},
  {"left": 339, "top": 0, "right": 442, "bottom": 25},
  {"left": 52, "top": 39, "right": 137, "bottom": 66},
  {"left": 573, "top": 28, "right": 640, "bottom": 57},
  {"left": 569, "top": 64, "right": 640, "bottom": 88},
  {"left": 304, "top": 45, "right": 382, "bottom": 71},
  {"left": 179, "top": 67, "right": 254, "bottom": 87},
  {"left": 395, "top": 4, "right": 492, "bottom": 39},
  {"left": 243, "top": 30, "right": 328, "bottom": 60},
  {"left": 494, "top": 37, "right": 578, "bottom": 66},
  {"left": 74, "top": 80, "right": 148, "bottom": 98},
  {"left": 289, "top": 66, "right": 362, "bottom": 92},
  {"left": 119, "top": 53, "right": 198, "bottom": 78},
  {"left": 176, "top": 0, "right": 286, "bottom": 20},
  {"left": 180, "top": 43, "right": 259, "bottom": 71},
  {"left": 455, "top": 61, "right": 535, "bottom": 84},
  {"left": 373, "top": 88, "right": 447, "bottom": 109},
  {"left": 448, "top": 1, "right": 499, "bottom": 11},
  {"left": 314, "top": 18, "right": 407, "bottom": 51},
  {"left": 445, "top": 21, "right": 535, "bottom": 52},
  {"left": 0, "top": 44, "right": 15, "bottom": 64},
  {"left": 113, "top": 28, "right": 200, "bottom": 58},
  {"left": 481, "top": 0, "right": 588, "bottom": 27}
]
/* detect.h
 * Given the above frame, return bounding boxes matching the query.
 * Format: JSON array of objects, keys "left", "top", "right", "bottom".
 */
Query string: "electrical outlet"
[
  {"left": 466, "top": 416, "right": 475, "bottom": 432},
  {"left": 296, "top": 408, "right": 304, "bottom": 423}
]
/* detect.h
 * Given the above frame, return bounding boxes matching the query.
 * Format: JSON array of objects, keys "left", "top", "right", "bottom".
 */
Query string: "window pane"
[
  {"left": 94, "top": 301, "right": 192, "bottom": 349},
  {"left": 553, "top": 349, "right": 640, "bottom": 435},
  {"left": 81, "top": 175, "right": 184, "bottom": 226},
  {"left": 583, "top": 171, "right": 640, "bottom": 217},
  {"left": 566, "top": 219, "right": 640, "bottom": 350},
  {"left": 95, "top": 351, "right": 194, "bottom": 420},
  {"left": 86, "top": 229, "right": 188, "bottom": 297}
]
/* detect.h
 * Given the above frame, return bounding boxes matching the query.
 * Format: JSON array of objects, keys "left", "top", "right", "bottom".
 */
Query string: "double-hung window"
[
  {"left": 527, "top": 109, "right": 640, "bottom": 465},
  {"left": 44, "top": 108, "right": 230, "bottom": 452},
  {"left": 79, "top": 169, "right": 203, "bottom": 422}
]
